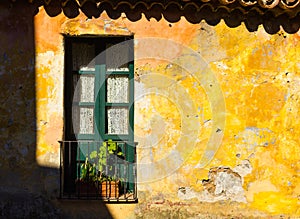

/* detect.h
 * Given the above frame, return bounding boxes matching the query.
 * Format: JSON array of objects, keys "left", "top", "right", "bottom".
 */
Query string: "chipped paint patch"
[{"left": 178, "top": 160, "right": 252, "bottom": 203}]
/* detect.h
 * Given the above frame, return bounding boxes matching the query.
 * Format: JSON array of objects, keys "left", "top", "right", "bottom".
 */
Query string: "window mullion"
[
  {"left": 128, "top": 63, "right": 134, "bottom": 143},
  {"left": 97, "top": 64, "right": 106, "bottom": 141}
]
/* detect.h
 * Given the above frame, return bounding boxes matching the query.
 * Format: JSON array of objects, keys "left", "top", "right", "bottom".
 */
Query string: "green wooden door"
[{"left": 64, "top": 36, "right": 135, "bottom": 192}]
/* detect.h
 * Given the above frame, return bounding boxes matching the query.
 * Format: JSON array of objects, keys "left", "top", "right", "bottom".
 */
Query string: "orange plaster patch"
[
  {"left": 34, "top": 8, "right": 66, "bottom": 53},
  {"left": 44, "top": 113, "right": 63, "bottom": 150}
]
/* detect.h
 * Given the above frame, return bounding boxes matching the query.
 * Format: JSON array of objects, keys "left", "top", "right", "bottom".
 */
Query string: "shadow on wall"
[
  {"left": 40, "top": 0, "right": 300, "bottom": 34},
  {"left": 0, "top": 0, "right": 113, "bottom": 218}
]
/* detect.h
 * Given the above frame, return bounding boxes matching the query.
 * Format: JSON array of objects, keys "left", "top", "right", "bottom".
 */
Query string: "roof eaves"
[{"left": 23, "top": 0, "right": 300, "bottom": 33}]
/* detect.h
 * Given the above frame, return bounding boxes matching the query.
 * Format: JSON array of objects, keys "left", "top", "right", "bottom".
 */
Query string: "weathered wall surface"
[
  {"left": 0, "top": 1, "right": 37, "bottom": 187},
  {"left": 0, "top": 2, "right": 61, "bottom": 217},
  {"left": 1, "top": 1, "right": 299, "bottom": 217}
]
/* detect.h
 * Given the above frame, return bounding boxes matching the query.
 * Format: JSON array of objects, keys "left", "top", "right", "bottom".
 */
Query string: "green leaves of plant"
[
  {"left": 82, "top": 140, "right": 124, "bottom": 182},
  {"left": 107, "top": 139, "right": 117, "bottom": 154},
  {"left": 80, "top": 157, "right": 97, "bottom": 182},
  {"left": 90, "top": 151, "right": 97, "bottom": 159}
]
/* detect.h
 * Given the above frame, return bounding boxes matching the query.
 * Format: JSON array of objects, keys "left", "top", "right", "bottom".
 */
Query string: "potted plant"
[
  {"left": 89, "top": 139, "right": 124, "bottom": 198},
  {"left": 76, "top": 156, "right": 98, "bottom": 196}
]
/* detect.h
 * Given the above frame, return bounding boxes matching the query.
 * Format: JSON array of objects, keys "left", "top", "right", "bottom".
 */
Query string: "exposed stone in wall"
[
  {"left": 61, "top": 14, "right": 132, "bottom": 36},
  {"left": 178, "top": 160, "right": 252, "bottom": 203},
  {"left": 202, "top": 166, "right": 246, "bottom": 202}
]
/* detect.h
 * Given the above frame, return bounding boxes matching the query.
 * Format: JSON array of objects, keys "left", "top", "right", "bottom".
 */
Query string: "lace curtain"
[{"left": 72, "top": 42, "right": 129, "bottom": 135}]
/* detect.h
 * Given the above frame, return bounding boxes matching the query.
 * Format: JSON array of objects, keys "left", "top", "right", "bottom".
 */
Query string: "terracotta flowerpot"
[
  {"left": 99, "top": 181, "right": 120, "bottom": 198},
  {"left": 76, "top": 180, "right": 98, "bottom": 196},
  {"left": 75, "top": 180, "right": 121, "bottom": 198}
]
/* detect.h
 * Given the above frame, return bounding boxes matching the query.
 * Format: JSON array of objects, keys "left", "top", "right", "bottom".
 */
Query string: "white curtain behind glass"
[
  {"left": 72, "top": 42, "right": 130, "bottom": 135},
  {"left": 106, "top": 41, "right": 130, "bottom": 135},
  {"left": 72, "top": 43, "right": 95, "bottom": 134}
]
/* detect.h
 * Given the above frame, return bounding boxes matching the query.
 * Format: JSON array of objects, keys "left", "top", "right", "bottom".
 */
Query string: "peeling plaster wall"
[{"left": 1, "top": 2, "right": 300, "bottom": 217}]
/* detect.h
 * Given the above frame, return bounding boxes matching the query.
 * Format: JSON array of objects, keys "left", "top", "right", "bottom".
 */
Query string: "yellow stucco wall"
[{"left": 34, "top": 8, "right": 300, "bottom": 217}]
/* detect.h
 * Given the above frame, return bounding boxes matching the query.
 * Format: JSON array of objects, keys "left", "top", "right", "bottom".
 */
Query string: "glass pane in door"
[
  {"left": 72, "top": 106, "right": 94, "bottom": 134},
  {"left": 79, "top": 107, "right": 94, "bottom": 134},
  {"left": 106, "top": 107, "right": 128, "bottom": 134},
  {"left": 106, "top": 75, "right": 129, "bottom": 103},
  {"left": 72, "top": 43, "right": 95, "bottom": 71},
  {"left": 106, "top": 43, "right": 129, "bottom": 71},
  {"left": 79, "top": 75, "right": 95, "bottom": 102}
]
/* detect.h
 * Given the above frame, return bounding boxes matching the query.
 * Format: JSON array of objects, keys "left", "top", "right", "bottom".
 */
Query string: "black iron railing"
[{"left": 59, "top": 140, "right": 137, "bottom": 202}]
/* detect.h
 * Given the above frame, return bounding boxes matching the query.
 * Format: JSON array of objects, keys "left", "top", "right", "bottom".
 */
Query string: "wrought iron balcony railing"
[{"left": 59, "top": 140, "right": 137, "bottom": 202}]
